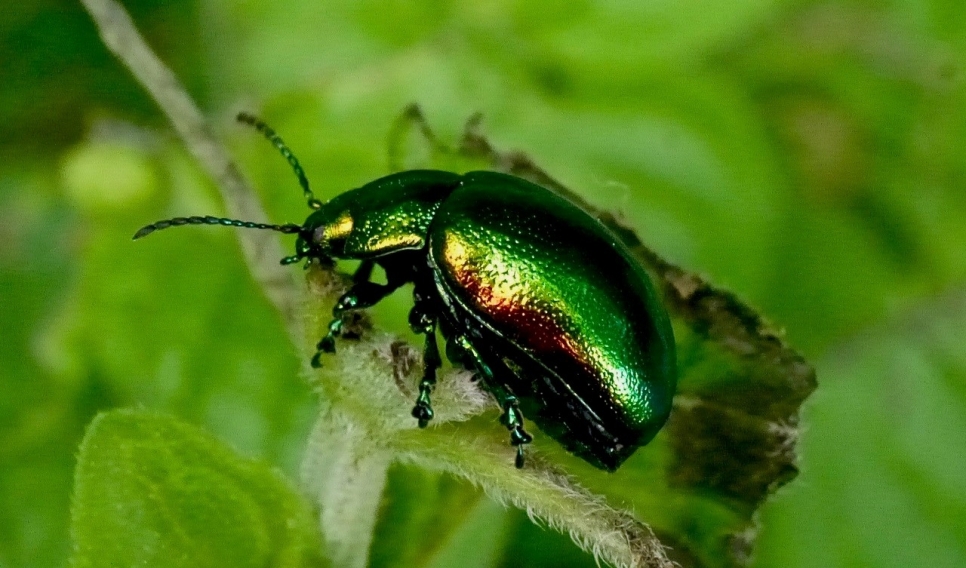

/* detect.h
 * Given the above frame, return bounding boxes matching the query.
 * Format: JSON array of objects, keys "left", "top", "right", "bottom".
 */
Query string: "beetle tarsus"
[
  {"left": 310, "top": 351, "right": 323, "bottom": 369},
  {"left": 498, "top": 395, "right": 532, "bottom": 468},
  {"left": 412, "top": 385, "right": 434, "bottom": 427},
  {"left": 309, "top": 319, "right": 339, "bottom": 366},
  {"left": 317, "top": 333, "right": 337, "bottom": 354},
  {"left": 318, "top": 335, "right": 337, "bottom": 353},
  {"left": 410, "top": 390, "right": 434, "bottom": 428},
  {"left": 408, "top": 296, "right": 441, "bottom": 428},
  {"left": 510, "top": 426, "right": 532, "bottom": 446},
  {"left": 317, "top": 317, "right": 343, "bottom": 354},
  {"left": 412, "top": 408, "right": 432, "bottom": 426}
]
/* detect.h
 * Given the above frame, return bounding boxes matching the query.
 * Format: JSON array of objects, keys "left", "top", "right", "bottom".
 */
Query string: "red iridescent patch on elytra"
[{"left": 441, "top": 234, "right": 590, "bottom": 368}]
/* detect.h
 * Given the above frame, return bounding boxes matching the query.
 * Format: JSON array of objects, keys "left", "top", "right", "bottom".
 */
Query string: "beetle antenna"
[
  {"left": 132, "top": 215, "right": 302, "bottom": 240},
  {"left": 237, "top": 112, "right": 323, "bottom": 210}
]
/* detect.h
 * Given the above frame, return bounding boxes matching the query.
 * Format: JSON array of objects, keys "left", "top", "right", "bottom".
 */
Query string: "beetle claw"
[
  {"left": 310, "top": 351, "right": 324, "bottom": 368},
  {"left": 411, "top": 402, "right": 434, "bottom": 427},
  {"left": 498, "top": 398, "right": 532, "bottom": 467}
]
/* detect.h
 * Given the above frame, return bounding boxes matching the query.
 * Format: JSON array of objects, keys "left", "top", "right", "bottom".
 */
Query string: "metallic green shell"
[
  {"left": 305, "top": 168, "right": 676, "bottom": 470},
  {"left": 304, "top": 170, "right": 462, "bottom": 257},
  {"left": 428, "top": 171, "right": 676, "bottom": 469}
]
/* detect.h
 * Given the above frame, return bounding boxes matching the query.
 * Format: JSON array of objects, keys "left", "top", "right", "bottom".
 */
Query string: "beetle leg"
[
  {"left": 493, "top": 389, "right": 533, "bottom": 469},
  {"left": 409, "top": 302, "right": 441, "bottom": 428},
  {"left": 311, "top": 261, "right": 401, "bottom": 367},
  {"left": 451, "top": 335, "right": 493, "bottom": 376},
  {"left": 312, "top": 283, "right": 395, "bottom": 364},
  {"left": 450, "top": 335, "right": 532, "bottom": 468},
  {"left": 352, "top": 259, "right": 376, "bottom": 284},
  {"left": 444, "top": 336, "right": 467, "bottom": 367}
]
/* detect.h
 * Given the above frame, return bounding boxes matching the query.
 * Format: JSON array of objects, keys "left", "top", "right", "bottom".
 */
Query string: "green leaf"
[{"left": 70, "top": 409, "right": 327, "bottom": 568}]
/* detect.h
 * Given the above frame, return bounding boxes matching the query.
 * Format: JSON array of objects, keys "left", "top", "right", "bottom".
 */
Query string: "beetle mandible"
[{"left": 135, "top": 113, "right": 676, "bottom": 470}]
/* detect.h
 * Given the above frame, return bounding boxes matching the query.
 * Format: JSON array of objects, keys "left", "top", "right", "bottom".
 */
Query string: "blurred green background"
[{"left": 2, "top": 0, "right": 965, "bottom": 566}]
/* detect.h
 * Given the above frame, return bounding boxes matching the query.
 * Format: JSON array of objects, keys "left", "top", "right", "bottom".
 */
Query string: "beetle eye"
[{"left": 312, "top": 225, "right": 326, "bottom": 244}]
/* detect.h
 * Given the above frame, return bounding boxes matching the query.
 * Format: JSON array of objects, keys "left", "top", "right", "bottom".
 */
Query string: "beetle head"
[{"left": 281, "top": 205, "right": 351, "bottom": 266}]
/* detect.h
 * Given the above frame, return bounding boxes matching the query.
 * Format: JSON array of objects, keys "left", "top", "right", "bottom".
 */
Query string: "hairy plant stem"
[
  {"left": 80, "top": 0, "right": 301, "bottom": 340},
  {"left": 301, "top": 406, "right": 392, "bottom": 568}
]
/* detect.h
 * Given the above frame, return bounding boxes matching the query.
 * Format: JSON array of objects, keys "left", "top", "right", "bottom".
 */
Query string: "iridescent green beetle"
[{"left": 136, "top": 114, "right": 676, "bottom": 471}]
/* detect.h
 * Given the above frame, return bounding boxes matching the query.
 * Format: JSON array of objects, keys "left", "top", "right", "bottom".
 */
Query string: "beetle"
[{"left": 134, "top": 113, "right": 676, "bottom": 470}]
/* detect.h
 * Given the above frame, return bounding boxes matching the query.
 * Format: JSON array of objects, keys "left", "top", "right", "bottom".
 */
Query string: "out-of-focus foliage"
[
  {"left": 1, "top": 0, "right": 964, "bottom": 567},
  {"left": 71, "top": 410, "right": 326, "bottom": 568}
]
